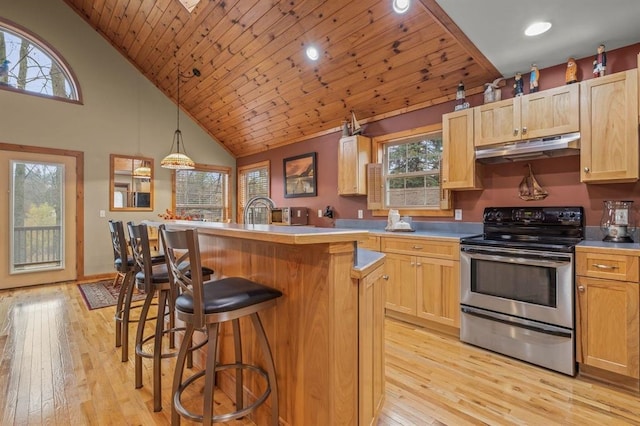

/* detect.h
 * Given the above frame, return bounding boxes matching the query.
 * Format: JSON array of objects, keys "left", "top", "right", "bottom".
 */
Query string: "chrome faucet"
[{"left": 243, "top": 196, "right": 276, "bottom": 225}]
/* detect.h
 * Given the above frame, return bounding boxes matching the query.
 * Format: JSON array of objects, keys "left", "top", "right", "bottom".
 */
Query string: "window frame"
[
  {"left": 0, "top": 17, "right": 82, "bottom": 103},
  {"left": 237, "top": 160, "right": 270, "bottom": 223},
  {"left": 171, "top": 163, "right": 231, "bottom": 222},
  {"left": 371, "top": 123, "right": 452, "bottom": 218}
]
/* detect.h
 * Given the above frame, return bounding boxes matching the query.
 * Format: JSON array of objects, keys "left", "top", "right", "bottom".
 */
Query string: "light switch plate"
[
  {"left": 318, "top": 209, "right": 323, "bottom": 218},
  {"left": 357, "top": 210, "right": 363, "bottom": 219},
  {"left": 454, "top": 209, "right": 462, "bottom": 221},
  {"left": 99, "top": 210, "right": 106, "bottom": 218}
]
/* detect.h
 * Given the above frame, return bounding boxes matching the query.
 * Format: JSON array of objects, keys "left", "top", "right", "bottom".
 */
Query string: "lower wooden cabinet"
[
  {"left": 382, "top": 237, "right": 460, "bottom": 329},
  {"left": 576, "top": 276, "right": 639, "bottom": 378},
  {"left": 358, "top": 264, "right": 386, "bottom": 426},
  {"left": 576, "top": 249, "right": 640, "bottom": 380},
  {"left": 357, "top": 235, "right": 380, "bottom": 251}
]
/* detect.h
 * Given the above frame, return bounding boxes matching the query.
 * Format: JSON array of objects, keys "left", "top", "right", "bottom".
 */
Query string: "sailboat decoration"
[
  {"left": 351, "top": 111, "right": 364, "bottom": 135},
  {"left": 518, "top": 163, "right": 548, "bottom": 201}
]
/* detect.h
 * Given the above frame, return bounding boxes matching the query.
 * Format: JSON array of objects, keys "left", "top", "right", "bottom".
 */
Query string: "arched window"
[{"left": 0, "top": 18, "right": 80, "bottom": 102}]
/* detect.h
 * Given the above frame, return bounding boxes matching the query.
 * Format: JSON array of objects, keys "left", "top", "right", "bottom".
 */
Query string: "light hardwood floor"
[{"left": 1, "top": 281, "right": 639, "bottom": 425}]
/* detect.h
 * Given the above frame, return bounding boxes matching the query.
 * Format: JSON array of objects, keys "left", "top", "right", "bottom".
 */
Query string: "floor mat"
[{"left": 78, "top": 279, "right": 145, "bottom": 310}]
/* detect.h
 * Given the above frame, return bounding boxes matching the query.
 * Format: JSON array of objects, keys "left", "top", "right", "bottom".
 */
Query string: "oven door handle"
[
  {"left": 461, "top": 248, "right": 571, "bottom": 267},
  {"left": 461, "top": 306, "right": 572, "bottom": 338}
]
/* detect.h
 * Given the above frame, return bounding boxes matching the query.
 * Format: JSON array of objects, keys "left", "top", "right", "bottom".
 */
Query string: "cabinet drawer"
[
  {"left": 381, "top": 237, "right": 459, "bottom": 260},
  {"left": 576, "top": 252, "right": 639, "bottom": 282},
  {"left": 357, "top": 235, "right": 380, "bottom": 251}
]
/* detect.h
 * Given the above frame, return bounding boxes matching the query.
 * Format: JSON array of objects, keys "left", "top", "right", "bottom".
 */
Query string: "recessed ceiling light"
[
  {"left": 524, "top": 21, "right": 552, "bottom": 36},
  {"left": 393, "top": 0, "right": 410, "bottom": 14},
  {"left": 306, "top": 46, "right": 319, "bottom": 61}
]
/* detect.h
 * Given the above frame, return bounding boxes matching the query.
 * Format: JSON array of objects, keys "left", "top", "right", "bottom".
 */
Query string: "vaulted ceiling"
[{"left": 61, "top": 0, "right": 502, "bottom": 157}]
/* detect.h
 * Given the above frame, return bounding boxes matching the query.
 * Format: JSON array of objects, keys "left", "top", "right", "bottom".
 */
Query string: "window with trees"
[
  {"left": 173, "top": 165, "right": 230, "bottom": 222},
  {"left": 237, "top": 161, "right": 270, "bottom": 223},
  {"left": 0, "top": 19, "right": 79, "bottom": 101},
  {"left": 371, "top": 124, "right": 451, "bottom": 216}
]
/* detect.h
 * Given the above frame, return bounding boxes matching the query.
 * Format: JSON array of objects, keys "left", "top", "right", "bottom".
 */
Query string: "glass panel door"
[
  {"left": 0, "top": 150, "right": 76, "bottom": 288},
  {"left": 10, "top": 160, "right": 64, "bottom": 273}
]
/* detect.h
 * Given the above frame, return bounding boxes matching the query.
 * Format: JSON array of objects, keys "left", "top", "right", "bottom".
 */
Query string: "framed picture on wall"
[{"left": 283, "top": 152, "right": 317, "bottom": 198}]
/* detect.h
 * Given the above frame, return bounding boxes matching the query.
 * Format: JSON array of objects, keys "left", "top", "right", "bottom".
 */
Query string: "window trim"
[
  {"left": 371, "top": 123, "right": 452, "bottom": 218},
  {"left": 0, "top": 17, "right": 83, "bottom": 104},
  {"left": 237, "top": 160, "right": 270, "bottom": 223},
  {"left": 171, "top": 163, "right": 231, "bottom": 222}
]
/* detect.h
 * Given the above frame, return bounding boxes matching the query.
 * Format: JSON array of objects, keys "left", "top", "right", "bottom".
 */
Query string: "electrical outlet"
[
  {"left": 99, "top": 210, "right": 106, "bottom": 218},
  {"left": 357, "top": 210, "right": 363, "bottom": 219},
  {"left": 318, "top": 209, "right": 323, "bottom": 218},
  {"left": 454, "top": 209, "right": 462, "bottom": 221}
]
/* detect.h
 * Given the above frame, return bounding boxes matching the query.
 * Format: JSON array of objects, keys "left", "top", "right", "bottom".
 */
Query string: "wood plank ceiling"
[{"left": 62, "top": 0, "right": 500, "bottom": 158}]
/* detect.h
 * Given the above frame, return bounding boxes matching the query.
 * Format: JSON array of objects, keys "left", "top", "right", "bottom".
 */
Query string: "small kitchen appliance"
[
  {"left": 600, "top": 200, "right": 634, "bottom": 242},
  {"left": 270, "top": 207, "right": 308, "bottom": 226}
]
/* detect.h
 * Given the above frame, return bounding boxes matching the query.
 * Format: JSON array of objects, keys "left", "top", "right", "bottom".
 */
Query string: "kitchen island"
[{"left": 161, "top": 221, "right": 386, "bottom": 426}]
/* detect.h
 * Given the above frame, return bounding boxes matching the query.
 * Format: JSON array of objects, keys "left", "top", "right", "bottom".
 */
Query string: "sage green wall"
[{"left": 0, "top": 0, "right": 236, "bottom": 277}]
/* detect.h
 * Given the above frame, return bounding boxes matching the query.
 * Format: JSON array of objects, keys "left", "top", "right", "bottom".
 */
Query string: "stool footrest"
[{"left": 174, "top": 362, "right": 271, "bottom": 423}]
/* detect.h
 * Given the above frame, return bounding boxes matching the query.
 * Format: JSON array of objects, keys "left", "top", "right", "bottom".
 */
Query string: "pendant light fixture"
[
  {"left": 133, "top": 160, "right": 152, "bottom": 178},
  {"left": 161, "top": 66, "right": 200, "bottom": 170}
]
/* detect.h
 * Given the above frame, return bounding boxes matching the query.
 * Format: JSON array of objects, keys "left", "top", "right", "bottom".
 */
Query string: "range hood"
[{"left": 475, "top": 132, "right": 580, "bottom": 164}]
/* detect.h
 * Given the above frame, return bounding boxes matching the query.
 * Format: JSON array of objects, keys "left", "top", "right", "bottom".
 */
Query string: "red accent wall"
[{"left": 237, "top": 43, "right": 640, "bottom": 227}]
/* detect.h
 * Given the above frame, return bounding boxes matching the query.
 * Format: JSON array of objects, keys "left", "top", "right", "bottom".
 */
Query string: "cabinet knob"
[
  {"left": 513, "top": 128, "right": 519, "bottom": 136},
  {"left": 584, "top": 167, "right": 590, "bottom": 173},
  {"left": 382, "top": 275, "right": 389, "bottom": 280},
  {"left": 578, "top": 285, "right": 585, "bottom": 292},
  {"left": 522, "top": 127, "right": 527, "bottom": 134}
]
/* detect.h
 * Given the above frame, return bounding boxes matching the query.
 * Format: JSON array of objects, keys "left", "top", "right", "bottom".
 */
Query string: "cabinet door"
[
  {"left": 358, "top": 264, "right": 386, "bottom": 426},
  {"left": 442, "top": 109, "right": 482, "bottom": 190},
  {"left": 576, "top": 276, "right": 639, "bottom": 378},
  {"left": 338, "top": 135, "right": 370, "bottom": 195},
  {"left": 580, "top": 69, "right": 639, "bottom": 183},
  {"left": 474, "top": 97, "right": 521, "bottom": 147},
  {"left": 520, "top": 84, "right": 579, "bottom": 139},
  {"left": 384, "top": 253, "right": 416, "bottom": 315},
  {"left": 415, "top": 256, "right": 460, "bottom": 327}
]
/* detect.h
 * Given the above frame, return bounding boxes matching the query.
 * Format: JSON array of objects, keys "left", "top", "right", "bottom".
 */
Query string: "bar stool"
[
  {"left": 161, "top": 226, "right": 282, "bottom": 426},
  {"left": 108, "top": 220, "right": 138, "bottom": 362},
  {"left": 127, "top": 222, "right": 213, "bottom": 412}
]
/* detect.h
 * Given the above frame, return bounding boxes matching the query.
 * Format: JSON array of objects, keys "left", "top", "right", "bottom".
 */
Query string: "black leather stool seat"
[
  {"left": 114, "top": 256, "right": 135, "bottom": 270},
  {"left": 116, "top": 254, "right": 165, "bottom": 270},
  {"left": 135, "top": 264, "right": 214, "bottom": 286},
  {"left": 175, "top": 277, "right": 282, "bottom": 314}
]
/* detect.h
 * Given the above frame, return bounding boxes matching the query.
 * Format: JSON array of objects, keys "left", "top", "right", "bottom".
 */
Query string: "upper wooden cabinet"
[
  {"left": 338, "top": 135, "right": 371, "bottom": 196},
  {"left": 442, "top": 108, "right": 482, "bottom": 190},
  {"left": 474, "top": 84, "right": 580, "bottom": 147},
  {"left": 580, "top": 69, "right": 639, "bottom": 183}
]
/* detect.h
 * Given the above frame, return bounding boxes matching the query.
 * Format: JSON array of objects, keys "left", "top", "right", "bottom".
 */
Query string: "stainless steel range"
[{"left": 460, "top": 206, "right": 584, "bottom": 376}]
